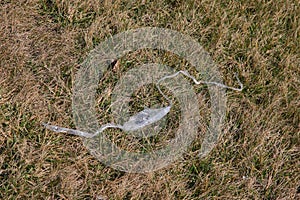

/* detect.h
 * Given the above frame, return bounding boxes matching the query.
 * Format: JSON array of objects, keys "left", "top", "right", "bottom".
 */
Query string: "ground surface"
[{"left": 0, "top": 0, "right": 299, "bottom": 199}]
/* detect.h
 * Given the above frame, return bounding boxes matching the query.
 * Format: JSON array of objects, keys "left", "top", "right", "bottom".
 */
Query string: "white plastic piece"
[
  {"left": 43, "top": 70, "right": 243, "bottom": 138},
  {"left": 156, "top": 70, "right": 243, "bottom": 98},
  {"left": 43, "top": 106, "right": 171, "bottom": 138},
  {"left": 122, "top": 106, "right": 171, "bottom": 131},
  {"left": 42, "top": 122, "right": 95, "bottom": 138}
]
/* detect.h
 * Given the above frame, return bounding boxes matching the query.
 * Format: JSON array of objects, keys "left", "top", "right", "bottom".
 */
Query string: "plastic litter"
[{"left": 43, "top": 70, "right": 243, "bottom": 138}]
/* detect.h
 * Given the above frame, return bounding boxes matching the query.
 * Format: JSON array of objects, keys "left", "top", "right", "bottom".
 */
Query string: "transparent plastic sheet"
[{"left": 43, "top": 70, "right": 242, "bottom": 138}]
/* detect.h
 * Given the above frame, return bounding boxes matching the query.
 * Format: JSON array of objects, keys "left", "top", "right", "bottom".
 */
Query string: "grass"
[{"left": 0, "top": 0, "right": 299, "bottom": 199}]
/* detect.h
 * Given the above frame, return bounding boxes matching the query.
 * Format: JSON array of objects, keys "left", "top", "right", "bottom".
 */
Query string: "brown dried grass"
[{"left": 0, "top": 0, "right": 299, "bottom": 199}]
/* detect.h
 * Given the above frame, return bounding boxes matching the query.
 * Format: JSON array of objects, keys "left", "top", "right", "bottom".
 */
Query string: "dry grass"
[{"left": 0, "top": 0, "right": 299, "bottom": 199}]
